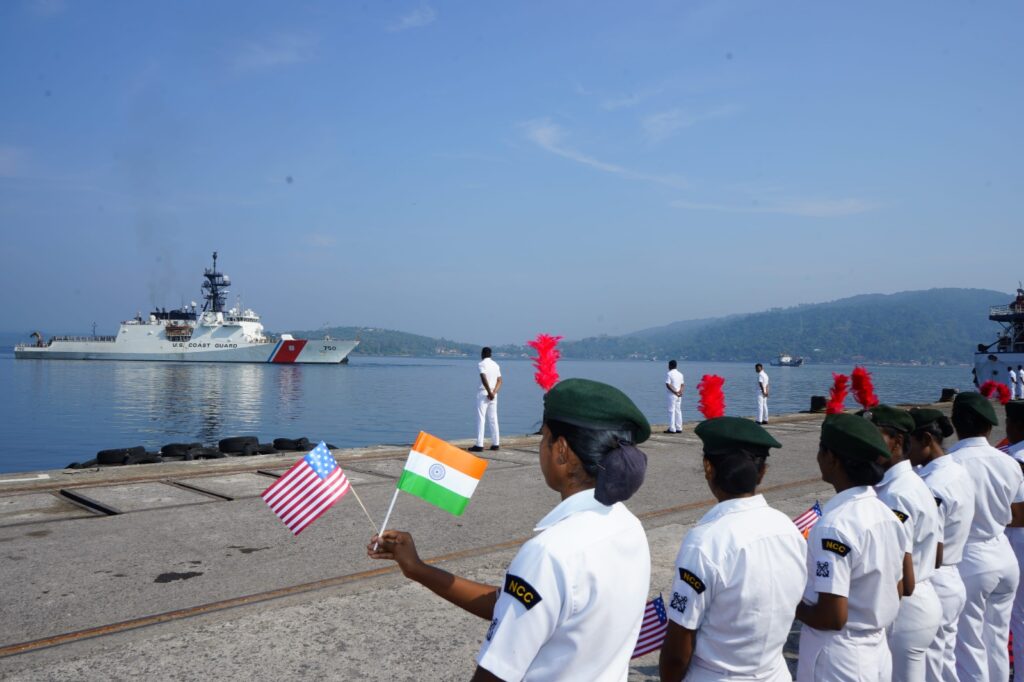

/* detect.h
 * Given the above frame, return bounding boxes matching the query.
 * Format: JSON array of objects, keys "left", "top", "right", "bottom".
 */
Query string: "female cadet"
[
  {"left": 659, "top": 416, "right": 807, "bottom": 682},
  {"left": 865, "top": 405, "right": 942, "bottom": 682},
  {"left": 367, "top": 379, "right": 652, "bottom": 682},
  {"left": 947, "top": 392, "right": 1024, "bottom": 682},
  {"left": 795, "top": 413, "right": 906, "bottom": 681},
  {"left": 907, "top": 408, "right": 974, "bottom": 682}
]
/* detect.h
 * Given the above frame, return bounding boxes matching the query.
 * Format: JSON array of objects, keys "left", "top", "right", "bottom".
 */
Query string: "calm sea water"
[{"left": 0, "top": 349, "right": 972, "bottom": 474}]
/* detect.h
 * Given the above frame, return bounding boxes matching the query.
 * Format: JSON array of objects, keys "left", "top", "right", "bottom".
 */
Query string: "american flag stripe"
[
  {"left": 631, "top": 595, "right": 668, "bottom": 658},
  {"left": 262, "top": 442, "right": 350, "bottom": 535}
]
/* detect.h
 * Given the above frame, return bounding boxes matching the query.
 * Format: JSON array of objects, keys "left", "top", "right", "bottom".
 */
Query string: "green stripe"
[{"left": 397, "top": 470, "right": 470, "bottom": 516}]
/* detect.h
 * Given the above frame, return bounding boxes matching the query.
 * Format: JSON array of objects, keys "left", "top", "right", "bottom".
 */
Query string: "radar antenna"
[{"left": 201, "top": 251, "right": 231, "bottom": 313}]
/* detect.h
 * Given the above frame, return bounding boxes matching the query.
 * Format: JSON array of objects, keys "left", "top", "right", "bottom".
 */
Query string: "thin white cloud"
[
  {"left": 521, "top": 118, "right": 688, "bottom": 189},
  {"left": 303, "top": 233, "right": 337, "bottom": 248},
  {"left": 642, "top": 105, "right": 739, "bottom": 142},
  {"left": 671, "top": 197, "right": 877, "bottom": 218},
  {"left": 29, "top": 0, "right": 65, "bottom": 18},
  {"left": 388, "top": 5, "right": 437, "bottom": 32},
  {"left": 0, "top": 146, "right": 27, "bottom": 178},
  {"left": 231, "top": 34, "right": 318, "bottom": 71}
]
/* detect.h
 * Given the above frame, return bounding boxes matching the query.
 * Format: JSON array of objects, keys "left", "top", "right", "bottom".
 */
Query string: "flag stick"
[
  {"left": 348, "top": 484, "right": 379, "bottom": 535},
  {"left": 372, "top": 488, "right": 401, "bottom": 551}
]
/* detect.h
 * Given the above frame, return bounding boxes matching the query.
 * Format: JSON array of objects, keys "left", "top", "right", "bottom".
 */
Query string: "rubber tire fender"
[
  {"left": 161, "top": 442, "right": 202, "bottom": 457},
  {"left": 258, "top": 443, "right": 278, "bottom": 454},
  {"left": 218, "top": 436, "right": 259, "bottom": 454},
  {"left": 96, "top": 446, "right": 145, "bottom": 465}
]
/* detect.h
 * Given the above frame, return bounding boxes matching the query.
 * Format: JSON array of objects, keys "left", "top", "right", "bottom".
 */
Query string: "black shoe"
[
  {"left": 490, "top": 445, "right": 500, "bottom": 451},
  {"left": 663, "top": 429, "right": 677, "bottom": 434},
  {"left": 468, "top": 446, "right": 484, "bottom": 452}
]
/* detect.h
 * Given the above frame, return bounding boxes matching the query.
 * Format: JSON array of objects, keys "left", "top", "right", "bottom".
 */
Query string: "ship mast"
[{"left": 201, "top": 251, "right": 231, "bottom": 313}]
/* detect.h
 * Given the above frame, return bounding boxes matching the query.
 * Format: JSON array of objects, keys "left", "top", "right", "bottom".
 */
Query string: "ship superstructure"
[
  {"left": 974, "top": 284, "right": 1024, "bottom": 385},
  {"left": 15, "top": 252, "right": 358, "bottom": 364}
]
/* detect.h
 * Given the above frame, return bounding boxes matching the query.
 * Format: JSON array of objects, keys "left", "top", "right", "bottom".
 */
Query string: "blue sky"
[{"left": 1, "top": 1, "right": 1021, "bottom": 345}]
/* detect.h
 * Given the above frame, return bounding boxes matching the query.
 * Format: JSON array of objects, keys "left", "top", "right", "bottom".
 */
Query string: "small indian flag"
[{"left": 397, "top": 432, "right": 488, "bottom": 516}]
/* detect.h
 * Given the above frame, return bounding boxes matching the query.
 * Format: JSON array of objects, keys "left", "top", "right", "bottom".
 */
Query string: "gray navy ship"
[{"left": 15, "top": 252, "right": 358, "bottom": 364}]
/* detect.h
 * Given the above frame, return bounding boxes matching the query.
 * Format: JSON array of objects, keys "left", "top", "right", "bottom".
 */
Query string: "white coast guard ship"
[
  {"left": 974, "top": 284, "right": 1024, "bottom": 384},
  {"left": 14, "top": 252, "right": 358, "bottom": 364}
]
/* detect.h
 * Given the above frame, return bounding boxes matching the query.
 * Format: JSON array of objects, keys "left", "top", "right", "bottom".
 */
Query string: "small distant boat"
[{"left": 770, "top": 353, "right": 804, "bottom": 367}]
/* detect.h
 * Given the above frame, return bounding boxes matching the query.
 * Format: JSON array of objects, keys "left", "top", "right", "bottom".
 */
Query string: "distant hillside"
[
  {"left": 560, "top": 288, "right": 1009, "bottom": 364},
  {"left": 292, "top": 326, "right": 481, "bottom": 358}
]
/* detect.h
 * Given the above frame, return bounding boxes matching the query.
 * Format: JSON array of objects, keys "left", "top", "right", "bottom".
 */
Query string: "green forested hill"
[
  {"left": 291, "top": 288, "right": 1010, "bottom": 364},
  {"left": 561, "top": 288, "right": 1009, "bottom": 364}
]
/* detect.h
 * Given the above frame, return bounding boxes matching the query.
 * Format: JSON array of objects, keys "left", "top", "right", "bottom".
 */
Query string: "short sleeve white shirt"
[
  {"left": 667, "top": 495, "right": 807, "bottom": 676},
  {"left": 949, "top": 437, "right": 1024, "bottom": 542},
  {"left": 874, "top": 460, "right": 942, "bottom": 583},
  {"left": 666, "top": 369, "right": 684, "bottom": 393},
  {"left": 916, "top": 455, "right": 975, "bottom": 565},
  {"left": 478, "top": 357, "right": 501, "bottom": 395},
  {"left": 802, "top": 486, "right": 904, "bottom": 632},
  {"left": 476, "top": 489, "right": 650, "bottom": 682},
  {"left": 1011, "top": 369, "right": 1018, "bottom": 385},
  {"left": 757, "top": 371, "right": 769, "bottom": 395}
]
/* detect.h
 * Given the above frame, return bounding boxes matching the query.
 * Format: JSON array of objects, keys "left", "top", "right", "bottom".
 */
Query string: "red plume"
[
  {"left": 980, "top": 380, "right": 1012, "bottom": 405},
  {"left": 527, "top": 334, "right": 562, "bottom": 392},
  {"left": 851, "top": 366, "right": 879, "bottom": 409},
  {"left": 698, "top": 374, "right": 726, "bottom": 419},
  {"left": 827, "top": 373, "right": 849, "bottom": 415}
]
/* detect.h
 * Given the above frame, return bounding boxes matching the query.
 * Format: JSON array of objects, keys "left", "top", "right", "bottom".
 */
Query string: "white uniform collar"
[
  {"left": 534, "top": 488, "right": 610, "bottom": 531},
  {"left": 697, "top": 494, "right": 767, "bottom": 525},
  {"left": 918, "top": 454, "right": 955, "bottom": 476},
  {"left": 948, "top": 437, "right": 989, "bottom": 453},
  {"left": 879, "top": 459, "right": 912, "bottom": 486},
  {"left": 822, "top": 485, "right": 875, "bottom": 514}
]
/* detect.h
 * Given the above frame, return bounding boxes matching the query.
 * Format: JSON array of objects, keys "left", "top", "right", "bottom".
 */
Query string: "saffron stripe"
[{"left": 412, "top": 432, "right": 488, "bottom": 479}]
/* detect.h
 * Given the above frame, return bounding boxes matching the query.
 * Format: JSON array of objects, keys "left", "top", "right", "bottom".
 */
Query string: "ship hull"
[
  {"left": 15, "top": 338, "right": 358, "bottom": 364},
  {"left": 974, "top": 351, "right": 1024, "bottom": 385}
]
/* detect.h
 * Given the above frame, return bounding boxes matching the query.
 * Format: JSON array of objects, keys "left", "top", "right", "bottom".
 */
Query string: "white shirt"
[
  {"left": 757, "top": 371, "right": 769, "bottom": 396},
  {"left": 802, "top": 486, "right": 904, "bottom": 632},
  {"left": 917, "top": 455, "right": 975, "bottom": 566},
  {"left": 874, "top": 459, "right": 942, "bottom": 583},
  {"left": 666, "top": 369, "right": 684, "bottom": 394},
  {"left": 949, "top": 437, "right": 1024, "bottom": 543},
  {"left": 667, "top": 495, "right": 807, "bottom": 676},
  {"left": 478, "top": 357, "right": 501, "bottom": 396},
  {"left": 476, "top": 489, "right": 650, "bottom": 682},
  {"left": 1011, "top": 368, "right": 1019, "bottom": 385}
]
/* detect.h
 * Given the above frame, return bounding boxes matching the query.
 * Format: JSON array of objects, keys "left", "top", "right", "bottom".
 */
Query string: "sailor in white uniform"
[
  {"left": 755, "top": 364, "right": 770, "bottom": 424},
  {"left": 368, "top": 379, "right": 653, "bottom": 682},
  {"left": 665, "top": 360, "right": 685, "bottom": 433},
  {"left": 660, "top": 416, "right": 806, "bottom": 682},
  {"left": 472, "top": 347, "right": 502, "bottom": 452},
  {"left": 948, "top": 391, "right": 1024, "bottom": 682},
  {"left": 865, "top": 405, "right": 943, "bottom": 682},
  {"left": 796, "top": 414, "right": 905, "bottom": 682},
  {"left": 1011, "top": 366, "right": 1019, "bottom": 400},
  {"left": 1001, "top": 400, "right": 1024, "bottom": 671},
  {"left": 907, "top": 408, "right": 975, "bottom": 682}
]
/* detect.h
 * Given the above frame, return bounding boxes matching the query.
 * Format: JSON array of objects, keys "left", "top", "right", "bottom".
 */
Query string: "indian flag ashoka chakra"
[{"left": 428, "top": 463, "right": 446, "bottom": 480}]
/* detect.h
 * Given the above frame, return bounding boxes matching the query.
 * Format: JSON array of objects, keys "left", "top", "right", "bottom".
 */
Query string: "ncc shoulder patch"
[
  {"left": 821, "top": 538, "right": 851, "bottom": 556},
  {"left": 678, "top": 568, "right": 706, "bottom": 594},
  {"left": 503, "top": 573, "right": 542, "bottom": 610},
  {"left": 891, "top": 508, "right": 909, "bottom": 523}
]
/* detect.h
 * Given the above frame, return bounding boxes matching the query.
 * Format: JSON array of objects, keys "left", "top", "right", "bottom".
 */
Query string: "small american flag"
[
  {"left": 631, "top": 594, "right": 668, "bottom": 658},
  {"left": 997, "top": 438, "right": 1010, "bottom": 453},
  {"left": 261, "top": 442, "right": 350, "bottom": 535},
  {"left": 793, "top": 501, "right": 823, "bottom": 539}
]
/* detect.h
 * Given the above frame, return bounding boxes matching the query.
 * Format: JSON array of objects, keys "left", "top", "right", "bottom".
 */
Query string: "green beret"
[
  {"left": 695, "top": 416, "right": 781, "bottom": 453},
  {"left": 543, "top": 378, "right": 651, "bottom": 444},
  {"left": 1007, "top": 400, "right": 1024, "bottom": 423},
  {"left": 909, "top": 408, "right": 945, "bottom": 430},
  {"left": 953, "top": 392, "right": 999, "bottom": 427},
  {"left": 821, "top": 413, "right": 892, "bottom": 462},
  {"left": 861, "top": 404, "right": 915, "bottom": 433}
]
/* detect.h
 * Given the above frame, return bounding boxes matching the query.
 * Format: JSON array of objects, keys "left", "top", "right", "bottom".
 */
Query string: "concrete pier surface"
[{"left": 0, "top": 405, "right": 1006, "bottom": 680}]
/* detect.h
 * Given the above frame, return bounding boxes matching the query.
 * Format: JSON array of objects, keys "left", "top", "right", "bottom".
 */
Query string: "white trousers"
[
  {"left": 756, "top": 394, "right": 769, "bottom": 422},
  {"left": 475, "top": 394, "right": 499, "bottom": 447},
  {"left": 667, "top": 394, "right": 682, "bottom": 431},
  {"left": 955, "top": 534, "right": 1019, "bottom": 682},
  {"left": 1007, "top": 527, "right": 1024, "bottom": 674},
  {"left": 797, "top": 626, "right": 890, "bottom": 682},
  {"left": 924, "top": 565, "right": 967, "bottom": 682},
  {"left": 887, "top": 578, "right": 942, "bottom": 682}
]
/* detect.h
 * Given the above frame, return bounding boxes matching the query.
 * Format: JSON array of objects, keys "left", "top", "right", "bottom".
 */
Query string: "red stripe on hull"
[{"left": 271, "top": 339, "right": 308, "bottom": 363}]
